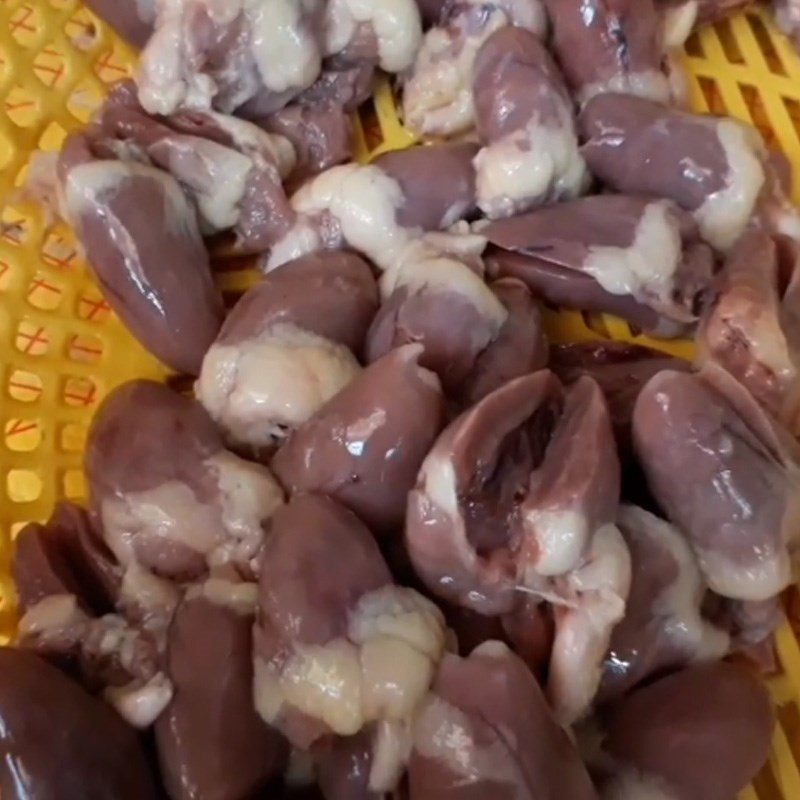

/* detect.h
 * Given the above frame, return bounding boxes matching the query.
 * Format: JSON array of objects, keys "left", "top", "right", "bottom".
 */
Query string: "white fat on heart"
[
  {"left": 524, "top": 508, "right": 591, "bottom": 578},
  {"left": 471, "top": 639, "right": 513, "bottom": 659},
  {"left": 83, "top": 612, "right": 170, "bottom": 725},
  {"left": 137, "top": 4, "right": 200, "bottom": 115},
  {"left": 101, "top": 454, "right": 281, "bottom": 575},
  {"left": 698, "top": 266, "right": 795, "bottom": 389},
  {"left": 248, "top": 0, "right": 323, "bottom": 94},
  {"left": 205, "top": 110, "right": 297, "bottom": 178},
  {"left": 664, "top": 51, "right": 690, "bottom": 107},
  {"left": 412, "top": 694, "right": 529, "bottom": 789},
  {"left": 578, "top": 69, "right": 671, "bottom": 106},
  {"left": 104, "top": 672, "right": 173, "bottom": 729},
  {"left": 255, "top": 638, "right": 364, "bottom": 734},
  {"left": 162, "top": 112, "right": 297, "bottom": 235},
  {"left": 349, "top": 586, "right": 446, "bottom": 655},
  {"left": 402, "top": 343, "right": 445, "bottom": 392},
  {"left": 418, "top": 452, "right": 460, "bottom": 518},
  {"left": 101, "top": 482, "right": 221, "bottom": 568},
  {"left": 253, "top": 656, "right": 286, "bottom": 723},
  {"left": 474, "top": 112, "right": 589, "bottom": 219},
  {"left": 353, "top": 587, "right": 446, "bottom": 722},
  {"left": 582, "top": 200, "right": 683, "bottom": 313},
  {"left": 380, "top": 252, "right": 507, "bottom": 329},
  {"left": 360, "top": 639, "right": 434, "bottom": 725},
  {"left": 265, "top": 217, "right": 325, "bottom": 271},
  {"left": 699, "top": 544, "right": 792, "bottom": 602},
  {"left": 84, "top": 612, "right": 164, "bottom": 685},
  {"left": 100, "top": 139, "right": 151, "bottom": 165},
  {"left": 662, "top": 0, "right": 698, "bottom": 48},
  {"left": 619, "top": 506, "right": 730, "bottom": 659},
  {"left": 604, "top": 768, "right": 680, "bottom": 800},
  {"left": 18, "top": 594, "right": 88, "bottom": 639},
  {"left": 64, "top": 160, "right": 201, "bottom": 239},
  {"left": 254, "top": 586, "right": 446, "bottom": 736},
  {"left": 141, "top": 0, "right": 322, "bottom": 113},
  {"left": 266, "top": 170, "right": 483, "bottom": 274},
  {"left": 256, "top": 650, "right": 436, "bottom": 745},
  {"left": 379, "top": 252, "right": 506, "bottom": 360},
  {"left": 771, "top": 201, "right": 800, "bottom": 241},
  {"left": 696, "top": 302, "right": 797, "bottom": 396},
  {"left": 137, "top": 0, "right": 240, "bottom": 114},
  {"left": 547, "top": 523, "right": 632, "bottom": 724},
  {"left": 325, "top": 0, "right": 422, "bottom": 72},
  {"left": 196, "top": 322, "right": 361, "bottom": 448},
  {"left": 201, "top": 2, "right": 261, "bottom": 111},
  {"left": 402, "top": 6, "right": 508, "bottom": 137},
  {"left": 160, "top": 136, "right": 253, "bottom": 231},
  {"left": 206, "top": 450, "right": 284, "bottom": 567},
  {"left": 18, "top": 596, "right": 172, "bottom": 727},
  {"left": 324, "top": 0, "right": 357, "bottom": 54},
  {"left": 118, "top": 562, "right": 181, "bottom": 630},
  {"left": 289, "top": 164, "right": 411, "bottom": 270},
  {"left": 493, "top": 0, "right": 547, "bottom": 33},
  {"left": 370, "top": 719, "right": 413, "bottom": 792},
  {"left": 694, "top": 119, "right": 765, "bottom": 251},
  {"left": 187, "top": 577, "right": 260, "bottom": 615},
  {"left": 391, "top": 228, "right": 488, "bottom": 279},
  {"left": 410, "top": 453, "right": 502, "bottom": 605}
]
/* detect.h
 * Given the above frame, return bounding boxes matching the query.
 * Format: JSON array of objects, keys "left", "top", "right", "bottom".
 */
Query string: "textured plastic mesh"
[{"left": 1, "top": 4, "right": 800, "bottom": 797}]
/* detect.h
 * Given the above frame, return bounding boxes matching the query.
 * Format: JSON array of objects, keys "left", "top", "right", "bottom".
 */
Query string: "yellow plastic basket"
[{"left": 1, "top": 2, "right": 800, "bottom": 797}]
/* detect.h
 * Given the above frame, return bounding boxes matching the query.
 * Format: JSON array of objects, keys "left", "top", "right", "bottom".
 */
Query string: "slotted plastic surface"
[{"left": 1, "top": 3, "right": 800, "bottom": 797}]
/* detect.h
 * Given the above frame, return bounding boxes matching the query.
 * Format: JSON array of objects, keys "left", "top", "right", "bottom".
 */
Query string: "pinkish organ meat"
[
  {"left": 86, "top": 380, "right": 284, "bottom": 585},
  {"left": 137, "top": 0, "right": 326, "bottom": 116},
  {"left": 408, "top": 642, "right": 598, "bottom": 800},
  {"left": 775, "top": 0, "right": 800, "bottom": 53},
  {"left": 57, "top": 132, "right": 224, "bottom": 375},
  {"left": 596, "top": 662, "right": 773, "bottom": 800},
  {"left": 272, "top": 345, "right": 445, "bottom": 534},
  {"left": 196, "top": 251, "right": 377, "bottom": 456},
  {"left": 12, "top": 502, "right": 119, "bottom": 617},
  {"left": 403, "top": 0, "right": 547, "bottom": 139},
  {"left": 697, "top": 227, "right": 800, "bottom": 434},
  {"left": 459, "top": 277, "right": 549, "bottom": 405},
  {"left": 314, "top": 728, "right": 381, "bottom": 800},
  {"left": 11, "top": 504, "right": 170, "bottom": 730},
  {"left": 138, "top": 0, "right": 421, "bottom": 117},
  {"left": 253, "top": 494, "right": 447, "bottom": 767},
  {"left": 90, "top": 82, "right": 297, "bottom": 255},
  {"left": 544, "top": 0, "right": 670, "bottom": 104},
  {"left": 633, "top": 366, "right": 800, "bottom": 601},
  {"left": 0, "top": 647, "right": 161, "bottom": 799},
  {"left": 365, "top": 243, "right": 547, "bottom": 403},
  {"left": 155, "top": 594, "right": 287, "bottom": 800},
  {"left": 579, "top": 93, "right": 766, "bottom": 251},
  {"left": 483, "top": 194, "right": 715, "bottom": 334},
  {"left": 260, "top": 103, "right": 352, "bottom": 181},
  {"left": 267, "top": 143, "right": 480, "bottom": 273},
  {"left": 406, "top": 370, "right": 630, "bottom": 722},
  {"left": 374, "top": 143, "right": 479, "bottom": 232},
  {"left": 550, "top": 342, "right": 689, "bottom": 456},
  {"left": 471, "top": 27, "right": 588, "bottom": 218},
  {"left": 597, "top": 505, "right": 729, "bottom": 703}
]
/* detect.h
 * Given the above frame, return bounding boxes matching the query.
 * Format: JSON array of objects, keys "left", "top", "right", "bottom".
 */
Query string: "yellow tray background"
[{"left": 1, "top": 3, "right": 800, "bottom": 797}]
